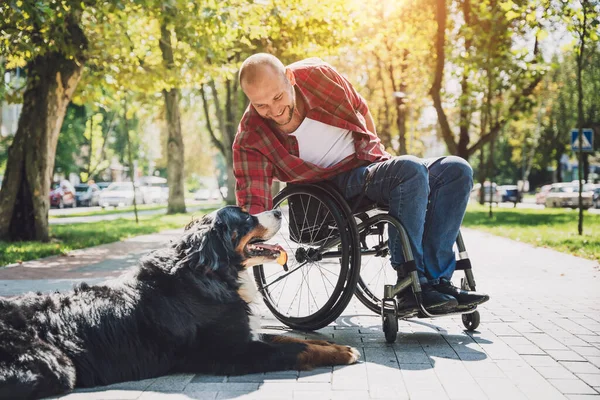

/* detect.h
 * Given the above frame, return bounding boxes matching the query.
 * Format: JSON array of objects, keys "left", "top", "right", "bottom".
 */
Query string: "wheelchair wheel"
[
  {"left": 354, "top": 213, "right": 401, "bottom": 315},
  {"left": 462, "top": 310, "right": 480, "bottom": 331},
  {"left": 383, "top": 311, "right": 398, "bottom": 343},
  {"left": 253, "top": 185, "right": 361, "bottom": 331}
]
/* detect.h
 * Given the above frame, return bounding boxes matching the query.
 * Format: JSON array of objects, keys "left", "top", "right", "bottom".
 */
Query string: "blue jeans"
[{"left": 330, "top": 155, "right": 473, "bottom": 285}]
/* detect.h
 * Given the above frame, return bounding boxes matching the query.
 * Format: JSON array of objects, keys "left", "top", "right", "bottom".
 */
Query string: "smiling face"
[{"left": 242, "top": 66, "right": 297, "bottom": 126}]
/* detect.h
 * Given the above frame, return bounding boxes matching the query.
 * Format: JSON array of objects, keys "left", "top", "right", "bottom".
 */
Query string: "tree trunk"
[
  {"left": 160, "top": 22, "right": 186, "bottom": 214},
  {"left": 430, "top": 0, "right": 459, "bottom": 156},
  {"left": 458, "top": 0, "right": 472, "bottom": 159},
  {"left": 163, "top": 87, "right": 186, "bottom": 214},
  {"left": 576, "top": 1, "right": 588, "bottom": 235},
  {"left": 0, "top": 51, "right": 84, "bottom": 241}
]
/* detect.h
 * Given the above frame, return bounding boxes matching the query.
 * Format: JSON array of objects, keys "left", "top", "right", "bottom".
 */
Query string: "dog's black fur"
[{"left": 0, "top": 206, "right": 359, "bottom": 400}]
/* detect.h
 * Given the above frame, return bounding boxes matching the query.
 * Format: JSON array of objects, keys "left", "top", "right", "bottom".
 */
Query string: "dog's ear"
[
  {"left": 184, "top": 213, "right": 215, "bottom": 231},
  {"left": 176, "top": 216, "right": 238, "bottom": 272}
]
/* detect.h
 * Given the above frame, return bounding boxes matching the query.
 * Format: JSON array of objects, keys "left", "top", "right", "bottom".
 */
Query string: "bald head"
[{"left": 239, "top": 53, "right": 287, "bottom": 91}]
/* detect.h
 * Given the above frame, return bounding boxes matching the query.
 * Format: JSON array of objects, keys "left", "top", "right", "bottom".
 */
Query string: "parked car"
[
  {"left": 138, "top": 176, "right": 168, "bottom": 204},
  {"left": 498, "top": 185, "right": 522, "bottom": 204},
  {"left": 593, "top": 187, "right": 600, "bottom": 209},
  {"left": 98, "top": 182, "right": 145, "bottom": 208},
  {"left": 50, "top": 180, "right": 77, "bottom": 208},
  {"left": 470, "top": 182, "right": 501, "bottom": 204},
  {"left": 545, "top": 182, "right": 595, "bottom": 209},
  {"left": 74, "top": 183, "right": 101, "bottom": 207},
  {"left": 535, "top": 184, "right": 553, "bottom": 205},
  {"left": 194, "top": 189, "right": 212, "bottom": 201}
]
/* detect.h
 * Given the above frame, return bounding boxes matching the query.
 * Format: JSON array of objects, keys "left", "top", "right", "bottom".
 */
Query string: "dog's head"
[{"left": 177, "top": 206, "right": 283, "bottom": 273}]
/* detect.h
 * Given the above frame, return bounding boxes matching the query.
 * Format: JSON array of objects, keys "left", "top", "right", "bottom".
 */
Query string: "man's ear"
[{"left": 285, "top": 67, "right": 296, "bottom": 86}]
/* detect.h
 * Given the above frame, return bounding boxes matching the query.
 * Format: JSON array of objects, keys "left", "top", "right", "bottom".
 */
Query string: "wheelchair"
[{"left": 253, "top": 181, "right": 482, "bottom": 343}]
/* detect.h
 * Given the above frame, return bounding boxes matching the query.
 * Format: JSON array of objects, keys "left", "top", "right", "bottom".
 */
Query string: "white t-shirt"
[{"left": 290, "top": 118, "right": 355, "bottom": 168}]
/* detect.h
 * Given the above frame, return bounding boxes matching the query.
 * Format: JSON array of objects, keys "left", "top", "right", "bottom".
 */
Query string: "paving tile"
[
  {"left": 368, "top": 385, "right": 410, "bottom": 399},
  {"left": 524, "top": 333, "right": 570, "bottom": 350},
  {"left": 522, "top": 355, "right": 560, "bottom": 367},
  {"left": 292, "top": 391, "right": 334, "bottom": 400},
  {"left": 298, "top": 367, "right": 332, "bottom": 383},
  {"left": 578, "top": 336, "right": 600, "bottom": 344},
  {"left": 586, "top": 357, "right": 600, "bottom": 368},
  {"left": 473, "top": 377, "right": 528, "bottom": 400},
  {"left": 184, "top": 383, "right": 260, "bottom": 392},
  {"left": 60, "top": 390, "right": 144, "bottom": 399},
  {"left": 191, "top": 375, "right": 227, "bottom": 383},
  {"left": 549, "top": 379, "right": 598, "bottom": 395},
  {"left": 147, "top": 374, "right": 195, "bottom": 391},
  {"left": 463, "top": 361, "right": 506, "bottom": 378},
  {"left": 573, "top": 347, "right": 600, "bottom": 357},
  {"left": 577, "top": 374, "right": 600, "bottom": 387},
  {"left": 547, "top": 350, "right": 588, "bottom": 362},
  {"left": 139, "top": 392, "right": 218, "bottom": 400},
  {"left": 561, "top": 362, "right": 600, "bottom": 374},
  {"left": 215, "top": 391, "right": 256, "bottom": 399},
  {"left": 535, "top": 366, "right": 578, "bottom": 379},
  {"left": 566, "top": 395, "right": 600, "bottom": 400}
]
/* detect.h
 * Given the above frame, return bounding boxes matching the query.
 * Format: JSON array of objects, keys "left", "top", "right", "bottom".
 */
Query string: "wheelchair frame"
[{"left": 254, "top": 182, "right": 482, "bottom": 343}]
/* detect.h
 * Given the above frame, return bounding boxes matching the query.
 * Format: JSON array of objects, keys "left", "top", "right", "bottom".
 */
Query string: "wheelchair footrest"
[{"left": 416, "top": 305, "right": 478, "bottom": 319}]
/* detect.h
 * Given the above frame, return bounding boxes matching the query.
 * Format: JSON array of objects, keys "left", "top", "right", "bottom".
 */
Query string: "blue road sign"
[{"left": 571, "top": 129, "right": 594, "bottom": 152}]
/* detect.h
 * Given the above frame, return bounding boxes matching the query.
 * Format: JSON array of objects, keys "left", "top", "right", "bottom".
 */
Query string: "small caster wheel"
[
  {"left": 383, "top": 312, "right": 398, "bottom": 343},
  {"left": 462, "top": 310, "right": 480, "bottom": 331}
]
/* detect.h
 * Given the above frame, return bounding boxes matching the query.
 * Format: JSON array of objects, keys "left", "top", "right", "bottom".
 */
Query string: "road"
[{"left": 49, "top": 200, "right": 222, "bottom": 225}]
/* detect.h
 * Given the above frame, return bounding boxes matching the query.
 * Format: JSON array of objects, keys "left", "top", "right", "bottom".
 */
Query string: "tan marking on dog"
[{"left": 236, "top": 226, "right": 268, "bottom": 255}]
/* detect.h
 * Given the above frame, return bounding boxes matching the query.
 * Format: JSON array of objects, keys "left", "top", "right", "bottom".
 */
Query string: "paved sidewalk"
[{"left": 1, "top": 228, "right": 599, "bottom": 400}]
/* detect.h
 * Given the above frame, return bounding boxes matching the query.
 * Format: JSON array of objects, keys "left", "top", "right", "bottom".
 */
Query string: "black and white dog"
[{"left": 0, "top": 206, "right": 359, "bottom": 400}]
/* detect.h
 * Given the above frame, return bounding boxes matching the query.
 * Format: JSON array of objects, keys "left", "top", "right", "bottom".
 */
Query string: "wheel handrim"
[{"left": 254, "top": 191, "right": 350, "bottom": 323}]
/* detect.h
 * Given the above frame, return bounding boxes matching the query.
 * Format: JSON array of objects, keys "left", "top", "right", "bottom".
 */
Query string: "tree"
[
  {"left": 0, "top": 1, "right": 89, "bottom": 241},
  {"left": 337, "top": 0, "right": 436, "bottom": 156},
  {"left": 430, "top": 0, "right": 546, "bottom": 161}
]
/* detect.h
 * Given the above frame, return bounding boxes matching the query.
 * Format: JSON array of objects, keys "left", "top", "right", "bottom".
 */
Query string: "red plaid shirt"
[{"left": 233, "top": 58, "right": 391, "bottom": 214}]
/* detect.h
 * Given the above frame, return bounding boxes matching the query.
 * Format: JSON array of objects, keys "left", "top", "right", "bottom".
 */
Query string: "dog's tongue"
[
  {"left": 255, "top": 243, "right": 282, "bottom": 252},
  {"left": 253, "top": 243, "right": 288, "bottom": 270}
]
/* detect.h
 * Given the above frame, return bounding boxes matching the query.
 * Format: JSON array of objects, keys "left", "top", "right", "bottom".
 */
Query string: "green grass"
[
  {"left": 0, "top": 208, "right": 217, "bottom": 267},
  {"left": 463, "top": 203, "right": 600, "bottom": 261}
]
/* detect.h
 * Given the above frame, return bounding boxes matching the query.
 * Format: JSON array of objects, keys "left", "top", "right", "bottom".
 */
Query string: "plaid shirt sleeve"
[
  {"left": 333, "top": 70, "right": 369, "bottom": 117},
  {"left": 233, "top": 138, "right": 273, "bottom": 214}
]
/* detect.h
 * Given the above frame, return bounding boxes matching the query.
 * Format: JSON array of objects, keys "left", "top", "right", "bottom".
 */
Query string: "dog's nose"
[{"left": 273, "top": 209, "right": 282, "bottom": 219}]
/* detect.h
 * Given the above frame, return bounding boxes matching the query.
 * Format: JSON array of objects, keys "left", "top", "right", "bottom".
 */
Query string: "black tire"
[
  {"left": 253, "top": 185, "right": 361, "bottom": 331},
  {"left": 462, "top": 310, "right": 481, "bottom": 331},
  {"left": 383, "top": 311, "right": 398, "bottom": 343},
  {"left": 354, "top": 214, "right": 406, "bottom": 315}
]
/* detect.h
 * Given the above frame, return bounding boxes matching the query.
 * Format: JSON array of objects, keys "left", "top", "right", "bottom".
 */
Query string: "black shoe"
[
  {"left": 396, "top": 283, "right": 458, "bottom": 313},
  {"left": 433, "top": 278, "right": 489, "bottom": 309}
]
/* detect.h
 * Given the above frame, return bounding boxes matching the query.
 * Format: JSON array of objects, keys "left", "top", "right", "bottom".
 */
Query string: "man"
[{"left": 233, "top": 53, "right": 489, "bottom": 313}]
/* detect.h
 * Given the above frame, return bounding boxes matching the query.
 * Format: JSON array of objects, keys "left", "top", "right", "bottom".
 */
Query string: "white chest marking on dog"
[{"left": 238, "top": 270, "right": 261, "bottom": 340}]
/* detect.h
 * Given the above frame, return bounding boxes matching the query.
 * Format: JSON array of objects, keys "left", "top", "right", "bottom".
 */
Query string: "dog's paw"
[
  {"left": 345, "top": 346, "right": 361, "bottom": 364},
  {"left": 297, "top": 343, "right": 361, "bottom": 370}
]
